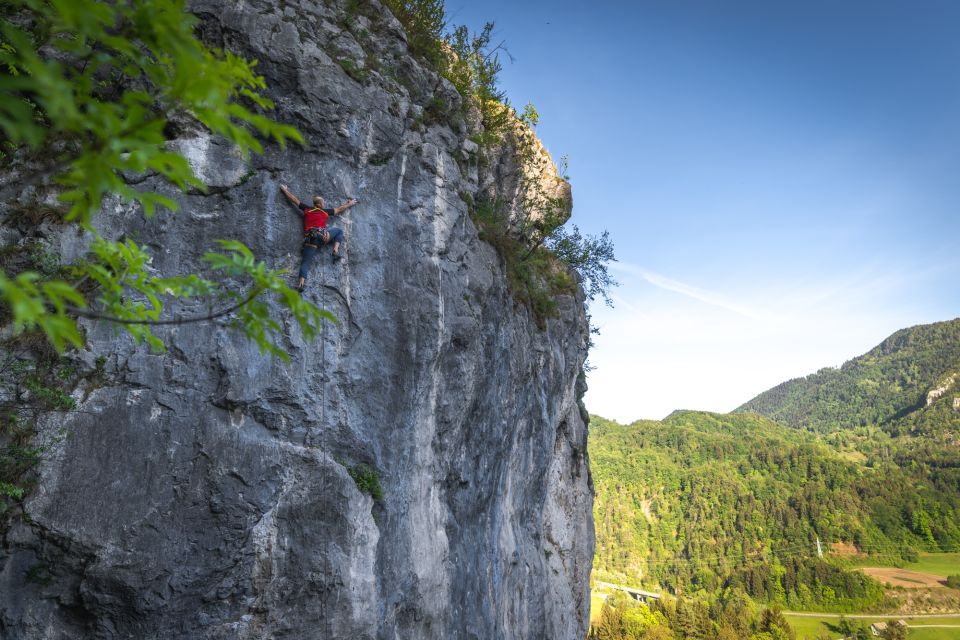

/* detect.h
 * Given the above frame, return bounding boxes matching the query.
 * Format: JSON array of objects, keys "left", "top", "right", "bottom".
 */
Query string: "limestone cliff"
[{"left": 0, "top": 1, "right": 594, "bottom": 639}]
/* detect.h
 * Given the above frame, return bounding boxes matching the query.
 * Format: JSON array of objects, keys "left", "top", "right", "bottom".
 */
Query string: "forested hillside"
[
  {"left": 590, "top": 411, "right": 960, "bottom": 611},
  {"left": 736, "top": 318, "right": 960, "bottom": 435},
  {"left": 589, "top": 318, "right": 960, "bottom": 639}
]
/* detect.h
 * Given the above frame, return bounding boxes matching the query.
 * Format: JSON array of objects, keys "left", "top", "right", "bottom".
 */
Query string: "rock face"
[
  {"left": 927, "top": 374, "right": 956, "bottom": 406},
  {"left": 0, "top": 1, "right": 594, "bottom": 639}
]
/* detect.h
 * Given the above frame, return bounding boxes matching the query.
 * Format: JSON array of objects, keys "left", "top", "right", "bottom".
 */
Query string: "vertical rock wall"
[{"left": 0, "top": 1, "right": 594, "bottom": 638}]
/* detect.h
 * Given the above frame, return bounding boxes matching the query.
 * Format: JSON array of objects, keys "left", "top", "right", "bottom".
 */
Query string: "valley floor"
[{"left": 784, "top": 613, "right": 960, "bottom": 640}]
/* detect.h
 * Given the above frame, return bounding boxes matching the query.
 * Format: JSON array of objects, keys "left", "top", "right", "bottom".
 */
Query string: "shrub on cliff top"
[
  {"left": 388, "top": 1, "right": 617, "bottom": 317},
  {"left": 385, "top": 2, "right": 511, "bottom": 145},
  {"left": 383, "top": 0, "right": 446, "bottom": 66}
]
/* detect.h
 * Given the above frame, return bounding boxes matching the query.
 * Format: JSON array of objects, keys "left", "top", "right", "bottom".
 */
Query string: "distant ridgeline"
[
  {"left": 736, "top": 317, "right": 960, "bottom": 437},
  {"left": 590, "top": 318, "right": 960, "bottom": 612}
]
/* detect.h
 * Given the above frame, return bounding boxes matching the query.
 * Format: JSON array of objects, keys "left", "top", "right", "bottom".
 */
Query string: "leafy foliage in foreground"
[
  {"left": 590, "top": 411, "right": 960, "bottom": 612},
  {"left": 0, "top": 0, "right": 327, "bottom": 357}
]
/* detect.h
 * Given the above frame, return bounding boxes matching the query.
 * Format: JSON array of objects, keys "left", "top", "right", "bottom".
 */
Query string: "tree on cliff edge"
[{"left": 387, "top": 0, "right": 617, "bottom": 316}]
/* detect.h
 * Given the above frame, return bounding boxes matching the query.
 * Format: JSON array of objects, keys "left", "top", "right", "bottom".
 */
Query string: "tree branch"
[{"left": 69, "top": 288, "right": 262, "bottom": 326}]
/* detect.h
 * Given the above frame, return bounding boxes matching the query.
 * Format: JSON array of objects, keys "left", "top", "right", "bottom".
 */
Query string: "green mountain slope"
[
  {"left": 590, "top": 410, "right": 960, "bottom": 611},
  {"left": 735, "top": 318, "right": 960, "bottom": 435}
]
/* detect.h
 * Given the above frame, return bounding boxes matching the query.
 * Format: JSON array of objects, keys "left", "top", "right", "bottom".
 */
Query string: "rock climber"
[{"left": 279, "top": 184, "right": 358, "bottom": 292}]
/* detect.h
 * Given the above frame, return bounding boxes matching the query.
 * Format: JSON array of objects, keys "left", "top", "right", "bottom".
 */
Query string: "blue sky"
[{"left": 445, "top": 0, "right": 960, "bottom": 422}]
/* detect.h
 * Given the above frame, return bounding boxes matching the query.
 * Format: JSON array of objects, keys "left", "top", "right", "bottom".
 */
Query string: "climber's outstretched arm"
[
  {"left": 279, "top": 184, "right": 301, "bottom": 207},
  {"left": 333, "top": 198, "right": 358, "bottom": 215}
]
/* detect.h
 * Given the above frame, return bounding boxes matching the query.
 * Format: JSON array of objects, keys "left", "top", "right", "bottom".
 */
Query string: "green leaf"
[
  {"left": 41, "top": 280, "right": 87, "bottom": 310},
  {"left": 0, "top": 0, "right": 326, "bottom": 357}
]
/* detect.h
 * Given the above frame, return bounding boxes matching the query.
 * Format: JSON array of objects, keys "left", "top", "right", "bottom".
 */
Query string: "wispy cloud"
[
  {"left": 590, "top": 259, "right": 956, "bottom": 422},
  {"left": 609, "top": 292, "right": 641, "bottom": 315},
  {"left": 612, "top": 262, "right": 767, "bottom": 320}
]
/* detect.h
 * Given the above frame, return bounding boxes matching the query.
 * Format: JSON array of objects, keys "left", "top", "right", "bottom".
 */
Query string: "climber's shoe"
[{"left": 332, "top": 252, "right": 342, "bottom": 262}]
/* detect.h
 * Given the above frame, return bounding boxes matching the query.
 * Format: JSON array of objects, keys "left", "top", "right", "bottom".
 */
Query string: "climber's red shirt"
[{"left": 298, "top": 203, "right": 334, "bottom": 231}]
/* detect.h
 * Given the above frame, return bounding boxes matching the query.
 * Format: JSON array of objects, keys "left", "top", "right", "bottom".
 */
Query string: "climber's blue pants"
[{"left": 299, "top": 227, "right": 344, "bottom": 279}]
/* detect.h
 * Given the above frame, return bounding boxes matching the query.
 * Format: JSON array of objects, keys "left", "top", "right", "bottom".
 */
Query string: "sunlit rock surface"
[{"left": 0, "top": 1, "right": 593, "bottom": 638}]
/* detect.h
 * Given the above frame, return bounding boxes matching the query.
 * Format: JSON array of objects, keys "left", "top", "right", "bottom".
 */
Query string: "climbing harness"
[{"left": 304, "top": 228, "right": 331, "bottom": 247}]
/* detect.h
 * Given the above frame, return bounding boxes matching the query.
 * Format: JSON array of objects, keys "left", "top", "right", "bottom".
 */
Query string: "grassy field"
[
  {"left": 784, "top": 614, "right": 960, "bottom": 640},
  {"left": 848, "top": 552, "right": 960, "bottom": 577},
  {"left": 911, "top": 553, "right": 960, "bottom": 577},
  {"left": 908, "top": 628, "right": 960, "bottom": 640},
  {"left": 783, "top": 613, "right": 837, "bottom": 638}
]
